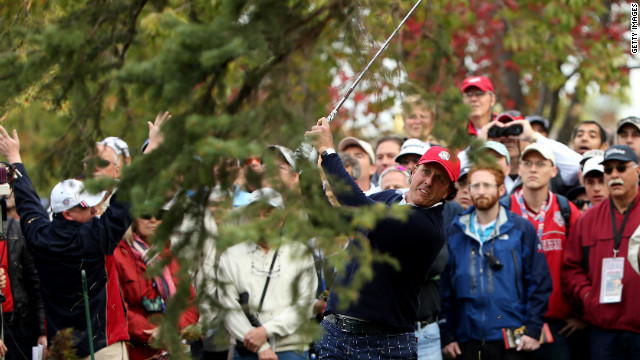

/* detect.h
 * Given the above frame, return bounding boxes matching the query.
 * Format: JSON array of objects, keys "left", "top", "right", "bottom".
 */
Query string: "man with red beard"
[
  {"left": 507, "top": 144, "right": 585, "bottom": 360},
  {"left": 440, "top": 163, "right": 551, "bottom": 360}
]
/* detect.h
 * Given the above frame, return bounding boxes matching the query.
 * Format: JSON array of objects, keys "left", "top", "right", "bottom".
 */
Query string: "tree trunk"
[{"left": 556, "top": 93, "right": 582, "bottom": 144}]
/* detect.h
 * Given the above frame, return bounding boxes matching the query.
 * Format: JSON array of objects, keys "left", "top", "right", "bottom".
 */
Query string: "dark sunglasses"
[
  {"left": 83, "top": 157, "right": 112, "bottom": 169},
  {"left": 603, "top": 164, "right": 632, "bottom": 174},
  {"left": 572, "top": 199, "right": 591, "bottom": 208},
  {"left": 397, "top": 155, "right": 421, "bottom": 166},
  {"left": 140, "top": 210, "right": 165, "bottom": 220}
]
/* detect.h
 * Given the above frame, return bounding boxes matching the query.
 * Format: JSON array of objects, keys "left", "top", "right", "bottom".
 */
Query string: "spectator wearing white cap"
[
  {"left": 395, "top": 139, "right": 430, "bottom": 172},
  {"left": 338, "top": 137, "right": 378, "bottom": 194},
  {"left": 0, "top": 117, "right": 165, "bottom": 360},
  {"left": 582, "top": 156, "right": 608, "bottom": 207},
  {"left": 99, "top": 136, "right": 131, "bottom": 165},
  {"left": 506, "top": 144, "right": 584, "bottom": 360},
  {"left": 91, "top": 137, "right": 132, "bottom": 215},
  {"left": 579, "top": 149, "right": 604, "bottom": 169},
  {"left": 616, "top": 116, "right": 640, "bottom": 159}
]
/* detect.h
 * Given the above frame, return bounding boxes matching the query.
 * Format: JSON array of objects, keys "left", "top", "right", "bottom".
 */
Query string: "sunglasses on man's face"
[
  {"left": 83, "top": 157, "right": 112, "bottom": 169},
  {"left": 572, "top": 199, "right": 591, "bottom": 208},
  {"left": 603, "top": 163, "right": 633, "bottom": 174},
  {"left": 140, "top": 210, "right": 165, "bottom": 221}
]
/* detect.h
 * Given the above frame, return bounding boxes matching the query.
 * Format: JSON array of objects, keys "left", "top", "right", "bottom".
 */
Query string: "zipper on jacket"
[
  {"left": 486, "top": 247, "right": 494, "bottom": 294},
  {"left": 511, "top": 249, "right": 522, "bottom": 300},
  {"left": 470, "top": 248, "right": 477, "bottom": 295}
]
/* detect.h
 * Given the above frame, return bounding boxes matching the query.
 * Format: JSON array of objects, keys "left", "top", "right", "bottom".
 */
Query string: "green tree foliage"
[
  {"left": 345, "top": 0, "right": 632, "bottom": 143},
  {"left": 0, "top": 0, "right": 634, "bottom": 357}
]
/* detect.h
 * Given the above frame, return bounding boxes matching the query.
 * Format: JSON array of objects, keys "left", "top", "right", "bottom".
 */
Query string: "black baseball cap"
[{"left": 600, "top": 145, "right": 639, "bottom": 165}]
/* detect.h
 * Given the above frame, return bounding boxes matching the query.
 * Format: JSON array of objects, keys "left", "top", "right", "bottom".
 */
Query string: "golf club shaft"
[{"left": 326, "top": 0, "right": 424, "bottom": 123}]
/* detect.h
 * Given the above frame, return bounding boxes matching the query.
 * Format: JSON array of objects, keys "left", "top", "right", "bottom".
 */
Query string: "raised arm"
[
  {"left": 305, "top": 118, "right": 375, "bottom": 207},
  {"left": 0, "top": 126, "right": 22, "bottom": 164}
]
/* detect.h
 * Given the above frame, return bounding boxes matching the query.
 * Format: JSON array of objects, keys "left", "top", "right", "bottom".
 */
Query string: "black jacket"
[
  {"left": 2, "top": 216, "right": 46, "bottom": 336},
  {"left": 12, "top": 163, "right": 132, "bottom": 357}
]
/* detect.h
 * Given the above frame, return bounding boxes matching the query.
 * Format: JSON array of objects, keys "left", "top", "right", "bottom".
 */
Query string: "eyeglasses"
[
  {"left": 463, "top": 90, "right": 487, "bottom": 99},
  {"left": 603, "top": 163, "right": 633, "bottom": 174},
  {"left": 469, "top": 182, "right": 499, "bottom": 191},
  {"left": 521, "top": 160, "right": 552, "bottom": 169},
  {"left": 572, "top": 199, "right": 591, "bottom": 208}
]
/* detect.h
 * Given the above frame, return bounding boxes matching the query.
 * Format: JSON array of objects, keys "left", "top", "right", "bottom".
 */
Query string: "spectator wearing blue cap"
[{"left": 563, "top": 145, "right": 640, "bottom": 359}]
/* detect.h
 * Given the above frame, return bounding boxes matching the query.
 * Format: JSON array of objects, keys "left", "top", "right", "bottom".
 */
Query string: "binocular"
[{"left": 487, "top": 124, "right": 523, "bottom": 138}]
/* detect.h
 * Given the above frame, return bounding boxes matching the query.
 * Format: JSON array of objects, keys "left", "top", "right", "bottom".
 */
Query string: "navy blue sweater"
[
  {"left": 12, "top": 163, "right": 132, "bottom": 357},
  {"left": 321, "top": 153, "right": 447, "bottom": 331}
]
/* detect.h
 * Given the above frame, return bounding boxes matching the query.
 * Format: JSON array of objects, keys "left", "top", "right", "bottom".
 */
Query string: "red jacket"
[
  {"left": 114, "top": 239, "right": 199, "bottom": 360},
  {"left": 562, "top": 192, "right": 640, "bottom": 333},
  {"left": 510, "top": 192, "right": 581, "bottom": 320}
]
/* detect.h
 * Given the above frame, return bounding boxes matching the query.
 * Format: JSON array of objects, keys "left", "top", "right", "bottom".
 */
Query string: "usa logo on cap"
[{"left": 439, "top": 151, "right": 450, "bottom": 161}]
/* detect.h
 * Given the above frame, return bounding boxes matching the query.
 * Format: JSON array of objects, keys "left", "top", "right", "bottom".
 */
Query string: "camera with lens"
[
  {"left": 487, "top": 124, "right": 523, "bottom": 138},
  {"left": 484, "top": 252, "right": 504, "bottom": 271},
  {"left": 141, "top": 296, "right": 165, "bottom": 313},
  {"left": 0, "top": 163, "right": 19, "bottom": 304}
]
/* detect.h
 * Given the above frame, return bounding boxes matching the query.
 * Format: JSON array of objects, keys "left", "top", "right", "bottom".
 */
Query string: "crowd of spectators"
[{"left": 0, "top": 75, "right": 637, "bottom": 360}]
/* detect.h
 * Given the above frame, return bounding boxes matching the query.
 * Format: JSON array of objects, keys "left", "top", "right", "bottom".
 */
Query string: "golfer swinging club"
[{"left": 305, "top": 117, "right": 459, "bottom": 360}]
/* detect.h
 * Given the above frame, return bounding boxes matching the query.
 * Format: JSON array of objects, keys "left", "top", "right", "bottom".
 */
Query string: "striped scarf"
[{"left": 130, "top": 233, "right": 176, "bottom": 301}]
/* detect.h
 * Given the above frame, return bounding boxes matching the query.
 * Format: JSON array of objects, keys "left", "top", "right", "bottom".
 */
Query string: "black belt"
[
  {"left": 415, "top": 314, "right": 438, "bottom": 330},
  {"left": 324, "top": 314, "right": 404, "bottom": 334}
]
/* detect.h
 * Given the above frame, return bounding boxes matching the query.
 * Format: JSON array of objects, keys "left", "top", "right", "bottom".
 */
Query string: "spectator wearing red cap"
[
  {"left": 477, "top": 111, "right": 582, "bottom": 196},
  {"left": 460, "top": 76, "right": 496, "bottom": 136},
  {"left": 305, "top": 117, "right": 460, "bottom": 360}
]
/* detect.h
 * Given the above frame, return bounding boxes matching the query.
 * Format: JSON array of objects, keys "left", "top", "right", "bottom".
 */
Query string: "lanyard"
[
  {"left": 609, "top": 197, "right": 636, "bottom": 257},
  {"left": 515, "top": 189, "right": 551, "bottom": 241}
]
